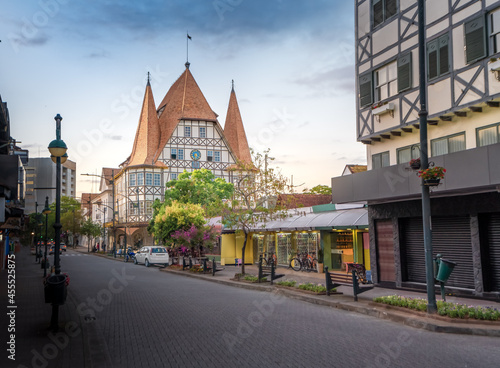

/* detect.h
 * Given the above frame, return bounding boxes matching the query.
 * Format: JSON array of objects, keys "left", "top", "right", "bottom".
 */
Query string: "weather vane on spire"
[
  {"left": 147, "top": 71, "right": 151, "bottom": 85},
  {"left": 186, "top": 32, "right": 192, "bottom": 69}
]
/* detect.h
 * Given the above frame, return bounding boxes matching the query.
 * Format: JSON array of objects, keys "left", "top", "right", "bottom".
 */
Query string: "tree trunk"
[{"left": 241, "top": 230, "right": 248, "bottom": 275}]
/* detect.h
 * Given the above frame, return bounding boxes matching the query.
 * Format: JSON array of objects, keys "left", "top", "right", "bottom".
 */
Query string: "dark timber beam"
[
  {"left": 391, "top": 130, "right": 402, "bottom": 136},
  {"left": 486, "top": 101, "right": 500, "bottom": 108},
  {"left": 439, "top": 115, "right": 453, "bottom": 121},
  {"left": 381, "top": 134, "right": 391, "bottom": 139},
  {"left": 454, "top": 111, "right": 467, "bottom": 117},
  {"left": 401, "top": 127, "right": 413, "bottom": 133},
  {"left": 470, "top": 106, "right": 483, "bottom": 113}
]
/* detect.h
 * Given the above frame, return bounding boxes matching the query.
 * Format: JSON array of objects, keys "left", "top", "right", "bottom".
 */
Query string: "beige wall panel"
[
  {"left": 426, "top": 0, "right": 449, "bottom": 25},
  {"left": 452, "top": 26, "right": 466, "bottom": 70},
  {"left": 372, "top": 20, "right": 398, "bottom": 54},
  {"left": 455, "top": 66, "right": 484, "bottom": 105},
  {"left": 400, "top": 0, "right": 416, "bottom": 12},
  {"left": 358, "top": 1, "right": 370, "bottom": 37},
  {"left": 400, "top": 35, "right": 417, "bottom": 53},
  {"left": 487, "top": 66, "right": 500, "bottom": 95},
  {"left": 373, "top": 47, "right": 398, "bottom": 68},
  {"left": 452, "top": 2, "right": 482, "bottom": 24},
  {"left": 427, "top": 19, "right": 449, "bottom": 39},
  {"left": 486, "top": 0, "right": 500, "bottom": 7},
  {"left": 428, "top": 79, "right": 452, "bottom": 114},
  {"left": 373, "top": 103, "right": 400, "bottom": 133},
  {"left": 401, "top": 90, "right": 420, "bottom": 122},
  {"left": 359, "top": 61, "right": 371, "bottom": 74}
]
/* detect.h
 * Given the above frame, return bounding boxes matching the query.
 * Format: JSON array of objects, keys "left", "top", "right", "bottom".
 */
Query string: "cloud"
[{"left": 294, "top": 64, "right": 354, "bottom": 95}]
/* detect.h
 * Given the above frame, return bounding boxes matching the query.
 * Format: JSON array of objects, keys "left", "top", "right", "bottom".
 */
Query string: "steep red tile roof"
[
  {"left": 277, "top": 194, "right": 332, "bottom": 209},
  {"left": 101, "top": 168, "right": 120, "bottom": 188},
  {"left": 224, "top": 83, "right": 252, "bottom": 165},
  {"left": 128, "top": 82, "right": 160, "bottom": 166},
  {"left": 154, "top": 66, "right": 218, "bottom": 162}
]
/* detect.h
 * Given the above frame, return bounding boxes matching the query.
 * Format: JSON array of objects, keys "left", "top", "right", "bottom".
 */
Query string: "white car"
[{"left": 134, "top": 246, "right": 169, "bottom": 267}]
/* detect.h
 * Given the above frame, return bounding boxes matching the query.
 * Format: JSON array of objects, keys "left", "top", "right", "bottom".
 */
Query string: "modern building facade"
[
  {"left": 98, "top": 64, "right": 252, "bottom": 248},
  {"left": 331, "top": 0, "right": 500, "bottom": 298},
  {"left": 26, "top": 157, "right": 77, "bottom": 214}
]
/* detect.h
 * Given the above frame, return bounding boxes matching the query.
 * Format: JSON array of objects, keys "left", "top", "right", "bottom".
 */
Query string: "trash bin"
[
  {"left": 436, "top": 259, "right": 457, "bottom": 283},
  {"left": 44, "top": 274, "right": 67, "bottom": 305}
]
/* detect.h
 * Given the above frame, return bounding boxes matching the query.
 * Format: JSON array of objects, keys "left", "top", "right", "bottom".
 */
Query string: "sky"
[{"left": 1, "top": 0, "right": 366, "bottom": 197}]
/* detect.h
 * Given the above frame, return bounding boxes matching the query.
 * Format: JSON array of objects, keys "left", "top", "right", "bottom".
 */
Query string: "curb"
[{"left": 159, "top": 267, "right": 500, "bottom": 338}]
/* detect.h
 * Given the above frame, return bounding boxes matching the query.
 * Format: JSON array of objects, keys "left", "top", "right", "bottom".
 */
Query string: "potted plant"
[
  {"left": 418, "top": 166, "right": 446, "bottom": 186},
  {"left": 409, "top": 158, "right": 421, "bottom": 170},
  {"left": 317, "top": 248, "right": 324, "bottom": 274}
]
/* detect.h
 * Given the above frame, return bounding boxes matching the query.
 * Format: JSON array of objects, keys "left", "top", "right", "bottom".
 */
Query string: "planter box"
[{"left": 372, "top": 103, "right": 394, "bottom": 116}]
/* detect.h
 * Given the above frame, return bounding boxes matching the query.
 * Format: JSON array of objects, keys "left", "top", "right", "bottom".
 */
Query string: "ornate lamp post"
[
  {"left": 42, "top": 197, "right": 51, "bottom": 277},
  {"left": 47, "top": 113, "right": 68, "bottom": 331}
]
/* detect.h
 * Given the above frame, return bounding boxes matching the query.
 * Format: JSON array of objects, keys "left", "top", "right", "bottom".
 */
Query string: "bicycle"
[
  {"left": 262, "top": 252, "right": 277, "bottom": 266},
  {"left": 289, "top": 252, "right": 318, "bottom": 272}
]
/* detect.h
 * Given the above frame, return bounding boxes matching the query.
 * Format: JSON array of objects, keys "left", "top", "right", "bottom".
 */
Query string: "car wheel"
[
  {"left": 145, "top": 259, "right": 150, "bottom": 267},
  {"left": 134, "top": 257, "right": 138, "bottom": 265}
]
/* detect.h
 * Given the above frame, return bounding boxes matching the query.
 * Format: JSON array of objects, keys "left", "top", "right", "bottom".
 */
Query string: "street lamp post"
[
  {"left": 34, "top": 201, "right": 39, "bottom": 262},
  {"left": 47, "top": 113, "right": 68, "bottom": 331},
  {"left": 417, "top": 0, "right": 437, "bottom": 313},
  {"left": 42, "top": 197, "right": 51, "bottom": 277}
]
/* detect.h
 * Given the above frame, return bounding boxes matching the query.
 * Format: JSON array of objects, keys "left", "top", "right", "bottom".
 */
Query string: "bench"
[
  {"left": 258, "top": 256, "right": 284, "bottom": 285},
  {"left": 324, "top": 266, "right": 374, "bottom": 301},
  {"left": 203, "top": 258, "right": 224, "bottom": 276}
]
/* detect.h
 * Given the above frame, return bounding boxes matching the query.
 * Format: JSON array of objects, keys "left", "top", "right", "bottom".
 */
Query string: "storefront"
[{"left": 220, "top": 205, "right": 368, "bottom": 270}]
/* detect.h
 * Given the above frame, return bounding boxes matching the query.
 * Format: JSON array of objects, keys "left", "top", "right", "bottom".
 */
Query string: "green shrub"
[
  {"left": 373, "top": 296, "right": 499, "bottom": 321},
  {"left": 276, "top": 280, "right": 297, "bottom": 287}
]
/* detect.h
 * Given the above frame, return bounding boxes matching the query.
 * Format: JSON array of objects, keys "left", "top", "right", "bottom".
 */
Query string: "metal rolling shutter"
[
  {"left": 487, "top": 213, "right": 500, "bottom": 292},
  {"left": 402, "top": 216, "right": 474, "bottom": 289}
]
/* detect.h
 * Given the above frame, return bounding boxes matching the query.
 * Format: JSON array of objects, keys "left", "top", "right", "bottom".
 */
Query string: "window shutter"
[
  {"left": 373, "top": 0, "right": 383, "bottom": 28},
  {"left": 427, "top": 39, "right": 438, "bottom": 80},
  {"left": 438, "top": 35, "right": 449, "bottom": 75},
  {"left": 386, "top": 0, "right": 398, "bottom": 19},
  {"left": 397, "top": 52, "right": 412, "bottom": 92},
  {"left": 465, "top": 16, "right": 486, "bottom": 64},
  {"left": 359, "top": 72, "right": 373, "bottom": 107}
]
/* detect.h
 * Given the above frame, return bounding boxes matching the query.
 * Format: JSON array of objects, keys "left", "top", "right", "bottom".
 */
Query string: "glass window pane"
[
  {"left": 380, "top": 87, "right": 388, "bottom": 100},
  {"left": 146, "top": 173, "right": 152, "bottom": 186},
  {"left": 178, "top": 149, "right": 184, "bottom": 160},
  {"left": 381, "top": 152, "right": 390, "bottom": 167},
  {"left": 377, "top": 68, "right": 387, "bottom": 85},
  {"left": 411, "top": 145, "right": 421, "bottom": 159},
  {"left": 386, "top": 0, "right": 398, "bottom": 18},
  {"left": 389, "top": 81, "right": 398, "bottom": 97},
  {"left": 431, "top": 138, "right": 448, "bottom": 156},
  {"left": 388, "top": 62, "right": 397, "bottom": 80},
  {"left": 478, "top": 126, "right": 498, "bottom": 146},
  {"left": 137, "top": 173, "right": 144, "bottom": 186},
  {"left": 372, "top": 154, "right": 382, "bottom": 169},
  {"left": 448, "top": 134, "right": 465, "bottom": 153},
  {"left": 154, "top": 173, "right": 161, "bottom": 186},
  {"left": 398, "top": 148, "right": 411, "bottom": 164},
  {"left": 492, "top": 11, "right": 500, "bottom": 34}
]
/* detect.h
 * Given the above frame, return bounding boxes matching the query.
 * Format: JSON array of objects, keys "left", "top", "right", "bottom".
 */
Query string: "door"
[{"left": 376, "top": 220, "right": 396, "bottom": 283}]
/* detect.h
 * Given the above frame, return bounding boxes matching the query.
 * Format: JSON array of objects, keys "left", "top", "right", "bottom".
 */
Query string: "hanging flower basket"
[
  {"left": 418, "top": 166, "right": 446, "bottom": 186},
  {"left": 423, "top": 179, "right": 441, "bottom": 186},
  {"left": 409, "top": 158, "right": 421, "bottom": 170}
]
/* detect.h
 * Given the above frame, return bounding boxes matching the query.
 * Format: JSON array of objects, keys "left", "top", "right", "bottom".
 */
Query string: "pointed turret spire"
[
  {"left": 128, "top": 77, "right": 160, "bottom": 166},
  {"left": 224, "top": 80, "right": 252, "bottom": 165}
]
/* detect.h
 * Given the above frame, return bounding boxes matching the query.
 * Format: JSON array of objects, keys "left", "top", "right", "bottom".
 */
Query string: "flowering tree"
[
  {"left": 223, "top": 149, "right": 294, "bottom": 274},
  {"left": 150, "top": 201, "right": 205, "bottom": 246},
  {"left": 171, "top": 224, "right": 220, "bottom": 251}
]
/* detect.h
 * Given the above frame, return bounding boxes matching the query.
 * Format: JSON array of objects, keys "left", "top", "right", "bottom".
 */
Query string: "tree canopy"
[{"left": 302, "top": 184, "right": 331, "bottom": 195}]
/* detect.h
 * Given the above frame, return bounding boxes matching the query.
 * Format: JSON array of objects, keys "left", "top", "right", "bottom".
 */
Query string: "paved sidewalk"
[
  {"left": 1, "top": 246, "right": 93, "bottom": 368},
  {"left": 84, "top": 248, "right": 500, "bottom": 337}
]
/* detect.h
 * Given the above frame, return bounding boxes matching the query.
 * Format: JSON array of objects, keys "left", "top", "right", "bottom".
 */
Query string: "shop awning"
[{"left": 248, "top": 207, "right": 368, "bottom": 232}]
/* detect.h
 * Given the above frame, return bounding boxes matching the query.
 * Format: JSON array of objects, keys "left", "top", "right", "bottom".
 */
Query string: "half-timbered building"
[
  {"left": 332, "top": 0, "right": 500, "bottom": 299},
  {"left": 106, "top": 64, "right": 251, "bottom": 248}
]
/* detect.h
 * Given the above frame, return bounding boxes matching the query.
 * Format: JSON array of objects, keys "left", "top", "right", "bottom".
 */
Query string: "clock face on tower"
[{"left": 190, "top": 149, "right": 201, "bottom": 161}]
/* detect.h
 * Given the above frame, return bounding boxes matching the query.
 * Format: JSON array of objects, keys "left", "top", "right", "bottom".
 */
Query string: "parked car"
[
  {"left": 49, "top": 245, "right": 55, "bottom": 255},
  {"left": 134, "top": 246, "right": 169, "bottom": 267},
  {"left": 60, "top": 243, "right": 67, "bottom": 251}
]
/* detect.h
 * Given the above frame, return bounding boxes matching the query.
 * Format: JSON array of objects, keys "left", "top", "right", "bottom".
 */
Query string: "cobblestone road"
[
  {"left": 63, "top": 251, "right": 499, "bottom": 368},
  {"left": 4, "top": 249, "right": 499, "bottom": 368}
]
